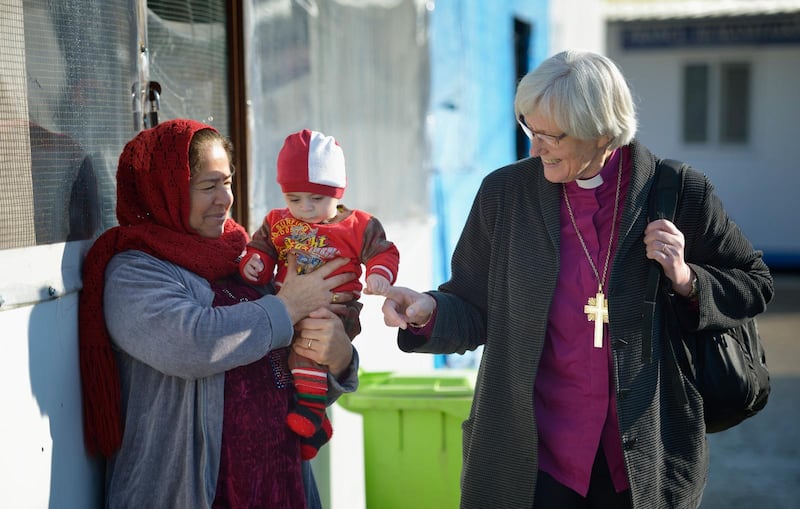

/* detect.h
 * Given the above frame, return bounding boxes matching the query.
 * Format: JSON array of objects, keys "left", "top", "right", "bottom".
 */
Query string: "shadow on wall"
[{"left": 28, "top": 276, "right": 104, "bottom": 508}]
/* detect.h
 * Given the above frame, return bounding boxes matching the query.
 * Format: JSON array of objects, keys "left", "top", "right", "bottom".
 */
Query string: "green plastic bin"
[{"left": 337, "top": 370, "right": 476, "bottom": 509}]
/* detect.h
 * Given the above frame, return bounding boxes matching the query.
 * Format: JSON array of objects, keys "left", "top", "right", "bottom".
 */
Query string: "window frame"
[{"left": 681, "top": 59, "right": 751, "bottom": 146}]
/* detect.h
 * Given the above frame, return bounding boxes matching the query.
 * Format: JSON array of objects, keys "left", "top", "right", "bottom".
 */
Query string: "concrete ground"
[{"left": 702, "top": 272, "right": 800, "bottom": 508}]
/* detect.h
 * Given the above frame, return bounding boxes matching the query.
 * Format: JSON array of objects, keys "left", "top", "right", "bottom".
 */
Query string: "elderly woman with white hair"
[{"left": 380, "top": 49, "right": 772, "bottom": 508}]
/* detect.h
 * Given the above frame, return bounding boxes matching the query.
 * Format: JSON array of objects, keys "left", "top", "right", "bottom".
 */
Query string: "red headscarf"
[{"left": 79, "top": 119, "right": 248, "bottom": 457}]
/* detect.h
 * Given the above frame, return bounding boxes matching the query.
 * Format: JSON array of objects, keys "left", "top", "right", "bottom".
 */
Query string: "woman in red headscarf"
[{"left": 79, "top": 119, "right": 359, "bottom": 508}]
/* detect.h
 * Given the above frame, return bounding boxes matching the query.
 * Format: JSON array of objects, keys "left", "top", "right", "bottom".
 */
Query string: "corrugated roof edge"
[{"left": 604, "top": 0, "right": 800, "bottom": 21}]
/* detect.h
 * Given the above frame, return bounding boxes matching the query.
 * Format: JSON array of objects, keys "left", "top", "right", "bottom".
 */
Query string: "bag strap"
[{"left": 641, "top": 159, "right": 685, "bottom": 364}]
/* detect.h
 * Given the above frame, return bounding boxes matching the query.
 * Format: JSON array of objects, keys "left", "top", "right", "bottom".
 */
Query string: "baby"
[{"left": 240, "top": 129, "right": 400, "bottom": 459}]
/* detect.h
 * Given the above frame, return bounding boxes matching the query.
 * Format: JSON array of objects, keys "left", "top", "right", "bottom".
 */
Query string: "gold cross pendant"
[{"left": 583, "top": 289, "right": 609, "bottom": 348}]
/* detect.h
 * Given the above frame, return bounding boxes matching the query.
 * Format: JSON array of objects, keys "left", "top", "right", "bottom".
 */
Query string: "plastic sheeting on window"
[
  {"left": 245, "top": 0, "right": 430, "bottom": 232},
  {"left": 147, "top": 0, "right": 230, "bottom": 131}
]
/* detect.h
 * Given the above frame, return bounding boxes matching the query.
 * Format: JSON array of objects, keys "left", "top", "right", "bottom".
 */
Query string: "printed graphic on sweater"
[{"left": 271, "top": 217, "right": 341, "bottom": 274}]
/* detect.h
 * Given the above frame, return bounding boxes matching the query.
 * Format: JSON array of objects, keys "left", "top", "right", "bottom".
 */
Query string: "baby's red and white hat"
[{"left": 276, "top": 129, "right": 346, "bottom": 198}]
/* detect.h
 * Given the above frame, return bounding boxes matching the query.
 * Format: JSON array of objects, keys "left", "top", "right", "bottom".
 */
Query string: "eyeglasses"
[{"left": 518, "top": 114, "right": 567, "bottom": 146}]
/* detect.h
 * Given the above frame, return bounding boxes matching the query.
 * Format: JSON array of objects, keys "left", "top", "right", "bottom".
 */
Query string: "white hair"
[{"left": 514, "top": 49, "right": 637, "bottom": 149}]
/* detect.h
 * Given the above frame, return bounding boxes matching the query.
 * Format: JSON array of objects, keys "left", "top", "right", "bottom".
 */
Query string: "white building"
[{"left": 605, "top": 0, "right": 800, "bottom": 268}]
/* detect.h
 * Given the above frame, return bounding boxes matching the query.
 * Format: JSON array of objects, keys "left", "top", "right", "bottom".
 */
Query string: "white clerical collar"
[{"left": 576, "top": 173, "right": 604, "bottom": 189}]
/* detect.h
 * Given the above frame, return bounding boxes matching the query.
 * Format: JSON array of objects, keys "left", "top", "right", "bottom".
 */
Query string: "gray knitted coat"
[
  {"left": 398, "top": 140, "right": 773, "bottom": 509},
  {"left": 103, "top": 250, "right": 359, "bottom": 508}
]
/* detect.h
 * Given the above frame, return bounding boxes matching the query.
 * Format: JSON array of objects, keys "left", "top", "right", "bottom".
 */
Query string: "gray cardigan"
[
  {"left": 103, "top": 250, "right": 359, "bottom": 508},
  {"left": 399, "top": 140, "right": 773, "bottom": 509}
]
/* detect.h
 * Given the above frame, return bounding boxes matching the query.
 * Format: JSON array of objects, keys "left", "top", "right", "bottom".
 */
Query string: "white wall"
[{"left": 0, "top": 243, "right": 103, "bottom": 507}]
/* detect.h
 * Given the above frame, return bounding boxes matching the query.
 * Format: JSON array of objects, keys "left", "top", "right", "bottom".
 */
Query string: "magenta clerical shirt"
[{"left": 535, "top": 147, "right": 632, "bottom": 496}]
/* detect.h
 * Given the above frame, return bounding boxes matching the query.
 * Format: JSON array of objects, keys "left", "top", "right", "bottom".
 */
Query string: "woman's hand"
[
  {"left": 381, "top": 286, "right": 436, "bottom": 330},
  {"left": 294, "top": 307, "right": 354, "bottom": 378},
  {"left": 276, "top": 254, "right": 356, "bottom": 324},
  {"left": 644, "top": 219, "right": 694, "bottom": 296}
]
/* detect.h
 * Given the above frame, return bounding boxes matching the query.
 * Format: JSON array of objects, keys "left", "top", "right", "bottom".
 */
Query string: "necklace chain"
[{"left": 562, "top": 154, "right": 623, "bottom": 292}]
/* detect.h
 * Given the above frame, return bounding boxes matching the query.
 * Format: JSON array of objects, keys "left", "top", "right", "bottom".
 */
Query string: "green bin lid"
[{"left": 337, "top": 370, "right": 476, "bottom": 417}]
